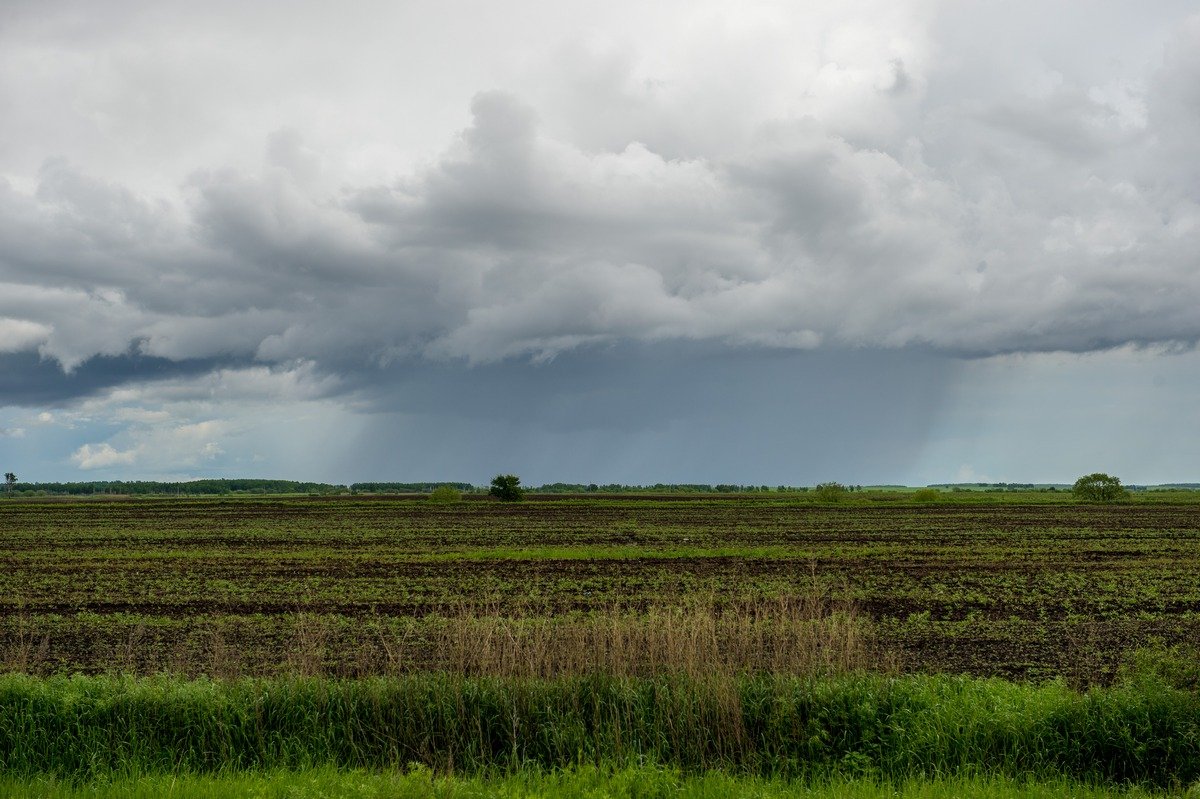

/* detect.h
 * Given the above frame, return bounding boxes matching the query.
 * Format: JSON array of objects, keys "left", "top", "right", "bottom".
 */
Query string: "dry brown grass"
[
  {"left": 0, "top": 590, "right": 891, "bottom": 679},
  {"left": 428, "top": 594, "right": 886, "bottom": 679},
  {"left": 1, "top": 611, "right": 50, "bottom": 674}
]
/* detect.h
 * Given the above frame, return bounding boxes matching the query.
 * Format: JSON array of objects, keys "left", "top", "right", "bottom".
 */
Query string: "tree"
[
  {"left": 1072, "top": 473, "right": 1128, "bottom": 502},
  {"left": 489, "top": 474, "right": 525, "bottom": 502},
  {"left": 3, "top": 472, "right": 15, "bottom": 493}
]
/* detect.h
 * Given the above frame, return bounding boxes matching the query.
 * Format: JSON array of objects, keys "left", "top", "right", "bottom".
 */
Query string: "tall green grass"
[
  {"left": 1, "top": 671, "right": 1198, "bottom": 787},
  {"left": 0, "top": 766, "right": 1179, "bottom": 799}
]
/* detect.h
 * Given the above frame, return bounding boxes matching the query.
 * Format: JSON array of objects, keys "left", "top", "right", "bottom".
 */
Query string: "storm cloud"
[{"left": 2, "top": 1, "right": 1199, "bottom": 482}]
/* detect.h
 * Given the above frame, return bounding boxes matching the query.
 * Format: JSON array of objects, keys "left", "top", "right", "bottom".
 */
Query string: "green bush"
[
  {"left": 428, "top": 486, "right": 462, "bottom": 503},
  {"left": 811, "top": 483, "right": 849, "bottom": 503},
  {"left": 911, "top": 488, "right": 940, "bottom": 503},
  {"left": 1121, "top": 645, "right": 1200, "bottom": 692}
]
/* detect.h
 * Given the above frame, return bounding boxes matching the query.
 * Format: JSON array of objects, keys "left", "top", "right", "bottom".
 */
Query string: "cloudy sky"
[{"left": 1, "top": 0, "right": 1199, "bottom": 486}]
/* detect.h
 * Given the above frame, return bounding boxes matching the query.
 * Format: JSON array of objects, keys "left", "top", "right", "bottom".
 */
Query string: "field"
[
  {"left": 2, "top": 494, "right": 1200, "bottom": 795},
  {"left": 3, "top": 495, "right": 1199, "bottom": 682}
]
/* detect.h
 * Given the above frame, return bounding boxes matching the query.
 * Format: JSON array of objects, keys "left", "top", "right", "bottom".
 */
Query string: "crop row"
[{"left": 2, "top": 497, "right": 1198, "bottom": 681}]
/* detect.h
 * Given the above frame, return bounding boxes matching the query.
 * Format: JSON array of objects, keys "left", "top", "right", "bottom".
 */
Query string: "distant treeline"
[
  {"left": 7, "top": 479, "right": 347, "bottom": 496},
  {"left": 349, "top": 482, "right": 475, "bottom": 493},
  {"left": 348, "top": 483, "right": 808, "bottom": 494},
  {"left": 533, "top": 483, "right": 808, "bottom": 493},
  {"left": 3, "top": 479, "right": 817, "bottom": 497},
  {"left": 929, "top": 482, "right": 1052, "bottom": 490},
  {"left": 9, "top": 479, "right": 1193, "bottom": 498},
  {"left": 929, "top": 482, "right": 1195, "bottom": 492}
]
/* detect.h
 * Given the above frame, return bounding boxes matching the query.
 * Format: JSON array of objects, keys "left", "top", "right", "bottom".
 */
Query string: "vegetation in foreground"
[
  {"left": 2, "top": 495, "right": 1199, "bottom": 795},
  {"left": 0, "top": 766, "right": 1182, "bottom": 799},
  {"left": 1, "top": 665, "right": 1199, "bottom": 787}
]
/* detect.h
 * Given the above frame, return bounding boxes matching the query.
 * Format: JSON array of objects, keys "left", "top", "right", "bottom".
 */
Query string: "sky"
[{"left": 1, "top": 0, "right": 1199, "bottom": 486}]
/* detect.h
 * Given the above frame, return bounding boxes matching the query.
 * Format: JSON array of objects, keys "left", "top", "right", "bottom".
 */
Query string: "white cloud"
[
  {"left": 0, "top": 318, "right": 52, "bottom": 353},
  {"left": 0, "top": 2, "right": 1197, "bottom": 387},
  {"left": 68, "top": 419, "right": 229, "bottom": 472},
  {"left": 71, "top": 442, "right": 137, "bottom": 469},
  {"left": 126, "top": 362, "right": 341, "bottom": 405}
]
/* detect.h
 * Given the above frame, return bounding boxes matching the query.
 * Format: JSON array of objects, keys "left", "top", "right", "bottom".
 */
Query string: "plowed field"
[{"left": 3, "top": 496, "right": 1198, "bottom": 682}]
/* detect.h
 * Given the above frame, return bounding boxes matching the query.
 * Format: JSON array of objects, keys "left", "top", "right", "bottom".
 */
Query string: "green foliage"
[
  {"left": 428, "top": 485, "right": 462, "bottom": 504},
  {"left": 10, "top": 479, "right": 346, "bottom": 496},
  {"left": 1072, "top": 473, "right": 1128, "bottom": 502},
  {"left": 353, "top": 482, "right": 474, "bottom": 494},
  {"left": 1, "top": 672, "right": 1198, "bottom": 786},
  {"left": 1121, "top": 646, "right": 1200, "bottom": 692},
  {"left": 911, "top": 488, "right": 940, "bottom": 503},
  {"left": 489, "top": 474, "right": 525, "bottom": 502},
  {"left": 528, "top": 483, "right": 809, "bottom": 494},
  {"left": 0, "top": 767, "right": 1170, "bottom": 799},
  {"left": 811, "top": 482, "right": 849, "bottom": 503}
]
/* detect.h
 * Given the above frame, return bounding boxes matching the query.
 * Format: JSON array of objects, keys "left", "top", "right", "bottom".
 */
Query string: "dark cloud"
[
  {"left": 332, "top": 343, "right": 959, "bottom": 485},
  {"left": 0, "top": 3, "right": 1198, "bottom": 409},
  {"left": 7, "top": 2, "right": 1200, "bottom": 487},
  {"left": 0, "top": 349, "right": 243, "bottom": 407}
]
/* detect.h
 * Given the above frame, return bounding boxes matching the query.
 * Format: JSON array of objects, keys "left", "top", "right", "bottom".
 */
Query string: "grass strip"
[
  {"left": 0, "top": 672, "right": 1197, "bottom": 787},
  {"left": 0, "top": 766, "right": 1178, "bottom": 799}
]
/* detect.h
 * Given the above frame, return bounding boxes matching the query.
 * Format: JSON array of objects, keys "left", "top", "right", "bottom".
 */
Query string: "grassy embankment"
[
  {"left": 1, "top": 664, "right": 1199, "bottom": 788},
  {"left": 1, "top": 767, "right": 1183, "bottom": 799}
]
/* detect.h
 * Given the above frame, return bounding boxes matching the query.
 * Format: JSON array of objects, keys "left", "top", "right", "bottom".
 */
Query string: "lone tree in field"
[
  {"left": 3, "top": 472, "right": 15, "bottom": 493},
  {"left": 1071, "top": 473, "right": 1128, "bottom": 502},
  {"left": 489, "top": 474, "right": 525, "bottom": 502}
]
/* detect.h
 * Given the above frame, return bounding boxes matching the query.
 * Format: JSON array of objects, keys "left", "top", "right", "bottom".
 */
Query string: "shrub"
[
  {"left": 811, "top": 482, "right": 849, "bottom": 503},
  {"left": 1121, "top": 645, "right": 1200, "bottom": 692},
  {"left": 911, "top": 488, "right": 940, "bottom": 503},
  {"left": 429, "top": 486, "right": 462, "bottom": 504}
]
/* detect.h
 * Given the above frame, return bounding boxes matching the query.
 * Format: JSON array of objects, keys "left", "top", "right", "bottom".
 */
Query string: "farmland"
[
  {"left": 2, "top": 493, "right": 1200, "bottom": 795},
  {"left": 2, "top": 495, "right": 1199, "bottom": 683}
]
